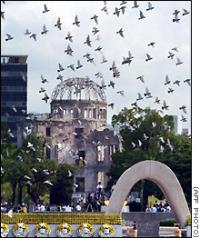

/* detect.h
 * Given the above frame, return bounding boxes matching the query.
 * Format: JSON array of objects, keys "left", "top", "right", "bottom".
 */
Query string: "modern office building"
[
  {"left": 1, "top": 55, "right": 28, "bottom": 142},
  {"left": 172, "top": 115, "right": 178, "bottom": 134},
  {"left": 182, "top": 128, "right": 189, "bottom": 136}
]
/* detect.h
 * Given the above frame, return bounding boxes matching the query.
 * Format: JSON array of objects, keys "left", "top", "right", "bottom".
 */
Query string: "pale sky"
[{"left": 1, "top": 1, "right": 191, "bottom": 133}]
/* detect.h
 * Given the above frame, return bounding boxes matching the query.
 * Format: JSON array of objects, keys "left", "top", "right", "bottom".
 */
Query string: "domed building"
[{"left": 32, "top": 77, "right": 120, "bottom": 196}]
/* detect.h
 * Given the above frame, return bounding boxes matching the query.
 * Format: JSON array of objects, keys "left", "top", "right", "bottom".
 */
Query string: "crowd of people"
[
  {"left": 1, "top": 202, "right": 27, "bottom": 213},
  {"left": 1, "top": 182, "right": 106, "bottom": 214},
  {"left": 145, "top": 201, "right": 172, "bottom": 213}
]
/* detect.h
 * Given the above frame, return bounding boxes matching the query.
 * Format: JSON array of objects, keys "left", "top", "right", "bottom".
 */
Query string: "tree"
[
  {"left": 1, "top": 131, "right": 58, "bottom": 205},
  {"left": 107, "top": 107, "right": 191, "bottom": 208},
  {"left": 50, "top": 164, "right": 76, "bottom": 205}
]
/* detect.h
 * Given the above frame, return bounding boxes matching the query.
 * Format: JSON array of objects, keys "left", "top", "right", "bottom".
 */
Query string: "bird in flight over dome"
[
  {"left": 84, "top": 35, "right": 92, "bottom": 47},
  {"left": 132, "top": 1, "right": 139, "bottom": 8},
  {"left": 57, "top": 63, "right": 65, "bottom": 72},
  {"left": 120, "top": 1, "right": 127, "bottom": 5},
  {"left": 5, "top": 33, "right": 13, "bottom": 41},
  {"left": 176, "top": 58, "right": 183, "bottom": 66},
  {"left": 95, "top": 46, "right": 102, "bottom": 51},
  {"left": 95, "top": 72, "right": 103, "bottom": 79},
  {"left": 136, "top": 93, "right": 143, "bottom": 101},
  {"left": 64, "top": 45, "right": 73, "bottom": 56},
  {"left": 144, "top": 87, "right": 152, "bottom": 98},
  {"left": 30, "top": 33, "right": 37, "bottom": 41},
  {"left": 173, "top": 10, "right": 180, "bottom": 16},
  {"left": 42, "top": 93, "right": 50, "bottom": 103},
  {"left": 67, "top": 64, "right": 75, "bottom": 71},
  {"left": 145, "top": 53, "right": 152, "bottom": 61},
  {"left": 55, "top": 17, "right": 62, "bottom": 30},
  {"left": 137, "top": 75, "right": 145, "bottom": 83},
  {"left": 181, "top": 115, "right": 187, "bottom": 122},
  {"left": 57, "top": 74, "right": 63, "bottom": 81},
  {"left": 101, "top": 5, "right": 108, "bottom": 15},
  {"left": 87, "top": 56, "right": 94, "bottom": 64},
  {"left": 83, "top": 53, "right": 91, "bottom": 58},
  {"left": 183, "top": 78, "right": 191, "bottom": 86},
  {"left": 179, "top": 105, "right": 187, "bottom": 114},
  {"left": 108, "top": 103, "right": 114, "bottom": 109},
  {"left": 138, "top": 10, "right": 145, "bottom": 20},
  {"left": 182, "top": 8, "right": 190, "bottom": 16},
  {"left": 122, "top": 51, "right": 133, "bottom": 65},
  {"left": 39, "top": 87, "right": 46, "bottom": 93},
  {"left": 41, "top": 75, "right": 48, "bottom": 83},
  {"left": 168, "top": 87, "right": 174, "bottom": 94},
  {"left": 108, "top": 80, "right": 115, "bottom": 88},
  {"left": 146, "top": 2, "right": 154, "bottom": 11},
  {"left": 172, "top": 47, "right": 178, "bottom": 52},
  {"left": 65, "top": 32, "right": 73, "bottom": 42},
  {"left": 168, "top": 51, "right": 175, "bottom": 59},
  {"left": 116, "top": 28, "right": 124, "bottom": 38},
  {"left": 76, "top": 60, "right": 83, "bottom": 69},
  {"left": 101, "top": 55, "right": 108, "bottom": 64},
  {"left": 119, "top": 5, "right": 126, "bottom": 14},
  {"left": 73, "top": 15, "right": 80, "bottom": 27},
  {"left": 172, "top": 10, "right": 180, "bottom": 22},
  {"left": 92, "top": 27, "right": 99, "bottom": 35},
  {"left": 42, "top": 3, "right": 50, "bottom": 13},
  {"left": 173, "top": 80, "right": 181, "bottom": 86},
  {"left": 41, "top": 24, "right": 48, "bottom": 34},
  {"left": 162, "top": 100, "right": 169, "bottom": 110},
  {"left": 122, "top": 56, "right": 132, "bottom": 65},
  {"left": 154, "top": 97, "right": 160, "bottom": 104},
  {"left": 91, "top": 14, "right": 98, "bottom": 24},
  {"left": 164, "top": 75, "right": 171, "bottom": 85},
  {"left": 24, "top": 29, "right": 31, "bottom": 35},
  {"left": 113, "top": 7, "right": 120, "bottom": 17},
  {"left": 1, "top": 11, "right": 5, "bottom": 19},
  {"left": 148, "top": 42, "right": 155, "bottom": 47},
  {"left": 117, "top": 90, "right": 124, "bottom": 96}
]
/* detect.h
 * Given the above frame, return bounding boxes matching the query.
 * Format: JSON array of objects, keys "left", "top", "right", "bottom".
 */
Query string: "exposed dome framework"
[{"left": 51, "top": 77, "right": 106, "bottom": 102}]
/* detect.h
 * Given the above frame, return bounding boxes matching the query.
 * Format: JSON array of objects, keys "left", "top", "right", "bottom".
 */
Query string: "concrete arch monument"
[{"left": 105, "top": 160, "right": 190, "bottom": 227}]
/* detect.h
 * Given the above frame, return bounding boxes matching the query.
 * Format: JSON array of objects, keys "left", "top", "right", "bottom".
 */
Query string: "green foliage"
[
  {"left": 108, "top": 107, "right": 191, "bottom": 206},
  {"left": 1, "top": 128, "right": 79, "bottom": 206},
  {"left": 50, "top": 164, "right": 75, "bottom": 205}
]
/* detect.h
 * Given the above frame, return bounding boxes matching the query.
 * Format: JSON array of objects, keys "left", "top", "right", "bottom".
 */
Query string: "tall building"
[
  {"left": 172, "top": 115, "right": 178, "bottom": 134},
  {"left": 1, "top": 55, "right": 28, "bottom": 142},
  {"left": 182, "top": 128, "right": 189, "bottom": 136}
]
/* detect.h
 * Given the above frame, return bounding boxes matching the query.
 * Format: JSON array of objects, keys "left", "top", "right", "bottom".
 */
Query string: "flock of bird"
[
  {"left": 2, "top": 1, "right": 190, "bottom": 167},
  {"left": 2, "top": 0, "right": 191, "bottom": 126}
]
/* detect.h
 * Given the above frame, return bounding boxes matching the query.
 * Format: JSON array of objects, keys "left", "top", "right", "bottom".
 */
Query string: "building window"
[
  {"left": 93, "top": 108, "right": 96, "bottom": 119},
  {"left": 97, "top": 145, "right": 104, "bottom": 162},
  {"left": 103, "top": 109, "right": 106, "bottom": 119},
  {"left": 84, "top": 109, "right": 87, "bottom": 118},
  {"left": 89, "top": 109, "right": 92, "bottom": 118},
  {"left": 97, "top": 172, "right": 104, "bottom": 188},
  {"left": 75, "top": 128, "right": 84, "bottom": 138},
  {"left": 75, "top": 177, "right": 85, "bottom": 192},
  {"left": 109, "top": 145, "right": 116, "bottom": 161},
  {"left": 76, "top": 150, "right": 85, "bottom": 165},
  {"left": 46, "top": 127, "right": 51, "bottom": 137},
  {"left": 70, "top": 109, "right": 73, "bottom": 118}
]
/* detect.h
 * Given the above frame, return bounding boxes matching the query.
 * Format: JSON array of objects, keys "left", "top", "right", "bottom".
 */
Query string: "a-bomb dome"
[{"left": 51, "top": 77, "right": 106, "bottom": 102}]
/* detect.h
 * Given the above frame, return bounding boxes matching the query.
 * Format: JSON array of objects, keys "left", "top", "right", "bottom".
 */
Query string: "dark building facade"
[{"left": 1, "top": 55, "right": 28, "bottom": 142}]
